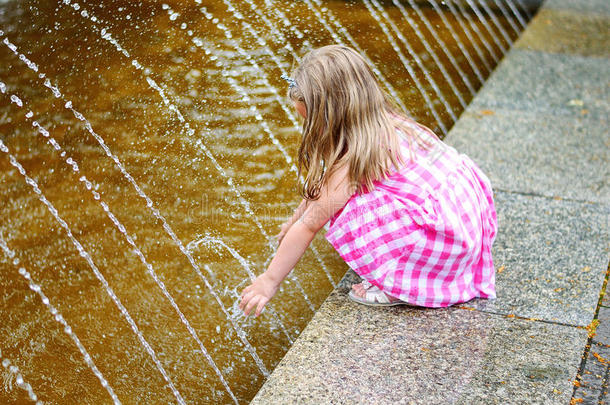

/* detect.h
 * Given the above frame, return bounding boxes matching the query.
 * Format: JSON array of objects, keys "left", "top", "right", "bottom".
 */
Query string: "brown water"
[{"left": 0, "top": 0, "right": 538, "bottom": 403}]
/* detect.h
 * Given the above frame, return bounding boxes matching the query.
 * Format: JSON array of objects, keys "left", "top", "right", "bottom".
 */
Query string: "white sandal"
[{"left": 348, "top": 281, "right": 409, "bottom": 307}]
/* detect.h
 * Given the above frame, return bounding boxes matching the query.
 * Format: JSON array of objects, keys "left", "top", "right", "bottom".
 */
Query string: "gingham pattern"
[{"left": 325, "top": 129, "right": 497, "bottom": 308}]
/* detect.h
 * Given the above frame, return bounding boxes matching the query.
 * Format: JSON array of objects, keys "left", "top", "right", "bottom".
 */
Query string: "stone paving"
[{"left": 251, "top": 1, "right": 609, "bottom": 403}]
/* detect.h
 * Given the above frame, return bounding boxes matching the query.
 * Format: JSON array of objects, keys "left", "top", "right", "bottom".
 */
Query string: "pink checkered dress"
[{"left": 325, "top": 126, "right": 497, "bottom": 308}]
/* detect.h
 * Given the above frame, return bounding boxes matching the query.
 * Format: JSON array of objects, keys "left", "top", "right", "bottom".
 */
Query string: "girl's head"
[{"left": 287, "top": 45, "right": 436, "bottom": 200}]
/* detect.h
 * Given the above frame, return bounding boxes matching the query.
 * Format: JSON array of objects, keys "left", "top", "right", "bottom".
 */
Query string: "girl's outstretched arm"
[
  {"left": 240, "top": 165, "right": 353, "bottom": 317},
  {"left": 276, "top": 198, "right": 308, "bottom": 245}
]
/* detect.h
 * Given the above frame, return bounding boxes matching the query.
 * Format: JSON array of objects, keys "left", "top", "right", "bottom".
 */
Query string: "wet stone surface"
[
  {"left": 544, "top": 0, "right": 610, "bottom": 15},
  {"left": 516, "top": 8, "right": 610, "bottom": 58}
]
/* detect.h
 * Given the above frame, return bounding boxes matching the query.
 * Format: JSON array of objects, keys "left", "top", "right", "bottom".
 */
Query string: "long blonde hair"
[{"left": 288, "top": 45, "right": 439, "bottom": 200}]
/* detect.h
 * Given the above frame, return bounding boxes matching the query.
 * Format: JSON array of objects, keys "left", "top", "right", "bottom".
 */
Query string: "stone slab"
[
  {"left": 595, "top": 307, "right": 610, "bottom": 346},
  {"left": 516, "top": 8, "right": 610, "bottom": 57},
  {"left": 467, "top": 49, "right": 609, "bottom": 118},
  {"left": 544, "top": 0, "right": 610, "bottom": 16},
  {"left": 572, "top": 341, "right": 610, "bottom": 404},
  {"left": 445, "top": 109, "right": 609, "bottom": 203},
  {"left": 602, "top": 282, "right": 610, "bottom": 307},
  {"left": 459, "top": 191, "right": 608, "bottom": 327},
  {"left": 251, "top": 289, "right": 586, "bottom": 404}
]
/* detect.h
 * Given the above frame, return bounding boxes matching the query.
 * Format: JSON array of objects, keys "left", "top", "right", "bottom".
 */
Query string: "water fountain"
[{"left": 0, "top": 0, "right": 540, "bottom": 403}]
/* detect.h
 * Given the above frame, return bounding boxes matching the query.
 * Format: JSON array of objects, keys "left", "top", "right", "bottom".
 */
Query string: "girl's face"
[{"left": 294, "top": 101, "right": 307, "bottom": 119}]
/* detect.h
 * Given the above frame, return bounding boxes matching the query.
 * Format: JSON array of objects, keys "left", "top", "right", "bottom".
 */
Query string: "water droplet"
[{"left": 10, "top": 95, "right": 23, "bottom": 107}]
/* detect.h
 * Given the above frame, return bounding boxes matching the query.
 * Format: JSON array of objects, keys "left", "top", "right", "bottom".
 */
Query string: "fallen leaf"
[
  {"left": 592, "top": 351, "right": 608, "bottom": 364},
  {"left": 497, "top": 265, "right": 505, "bottom": 274},
  {"left": 479, "top": 109, "right": 495, "bottom": 115}
]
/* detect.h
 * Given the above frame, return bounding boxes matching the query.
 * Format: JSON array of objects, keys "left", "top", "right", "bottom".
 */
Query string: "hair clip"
[{"left": 280, "top": 74, "right": 297, "bottom": 89}]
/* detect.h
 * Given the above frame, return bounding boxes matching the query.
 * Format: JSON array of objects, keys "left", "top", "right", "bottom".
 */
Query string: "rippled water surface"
[{"left": 0, "top": 0, "right": 538, "bottom": 403}]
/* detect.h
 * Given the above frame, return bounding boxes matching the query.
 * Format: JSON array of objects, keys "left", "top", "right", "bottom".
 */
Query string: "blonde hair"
[{"left": 287, "top": 45, "right": 439, "bottom": 200}]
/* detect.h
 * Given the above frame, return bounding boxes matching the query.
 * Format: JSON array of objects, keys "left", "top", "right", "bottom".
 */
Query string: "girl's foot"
[{"left": 350, "top": 281, "right": 402, "bottom": 303}]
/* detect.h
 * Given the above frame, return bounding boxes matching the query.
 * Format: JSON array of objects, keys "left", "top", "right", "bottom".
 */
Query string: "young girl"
[{"left": 239, "top": 45, "right": 497, "bottom": 317}]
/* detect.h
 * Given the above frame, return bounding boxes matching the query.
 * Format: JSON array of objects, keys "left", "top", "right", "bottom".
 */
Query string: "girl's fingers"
[
  {"left": 239, "top": 290, "right": 254, "bottom": 309},
  {"left": 255, "top": 298, "right": 268, "bottom": 317},
  {"left": 241, "top": 285, "right": 253, "bottom": 300},
  {"left": 244, "top": 295, "right": 260, "bottom": 316}
]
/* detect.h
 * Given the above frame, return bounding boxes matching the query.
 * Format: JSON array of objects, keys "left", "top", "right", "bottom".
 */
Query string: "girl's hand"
[
  {"left": 275, "top": 222, "right": 291, "bottom": 245},
  {"left": 239, "top": 273, "right": 280, "bottom": 317}
]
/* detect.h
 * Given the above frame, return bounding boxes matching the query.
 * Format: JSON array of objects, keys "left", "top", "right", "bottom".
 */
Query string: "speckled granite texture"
[
  {"left": 252, "top": 292, "right": 586, "bottom": 404},
  {"left": 466, "top": 50, "right": 609, "bottom": 119},
  {"left": 446, "top": 110, "right": 608, "bottom": 203},
  {"left": 252, "top": 2, "right": 609, "bottom": 404},
  {"left": 460, "top": 191, "right": 608, "bottom": 326}
]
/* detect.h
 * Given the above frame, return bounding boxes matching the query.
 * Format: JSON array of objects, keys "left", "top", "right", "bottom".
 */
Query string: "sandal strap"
[
  {"left": 365, "top": 288, "right": 391, "bottom": 304},
  {"left": 361, "top": 279, "right": 373, "bottom": 289}
]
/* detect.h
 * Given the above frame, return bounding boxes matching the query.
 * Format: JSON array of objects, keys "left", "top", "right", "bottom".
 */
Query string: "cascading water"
[{"left": 0, "top": 0, "right": 540, "bottom": 403}]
